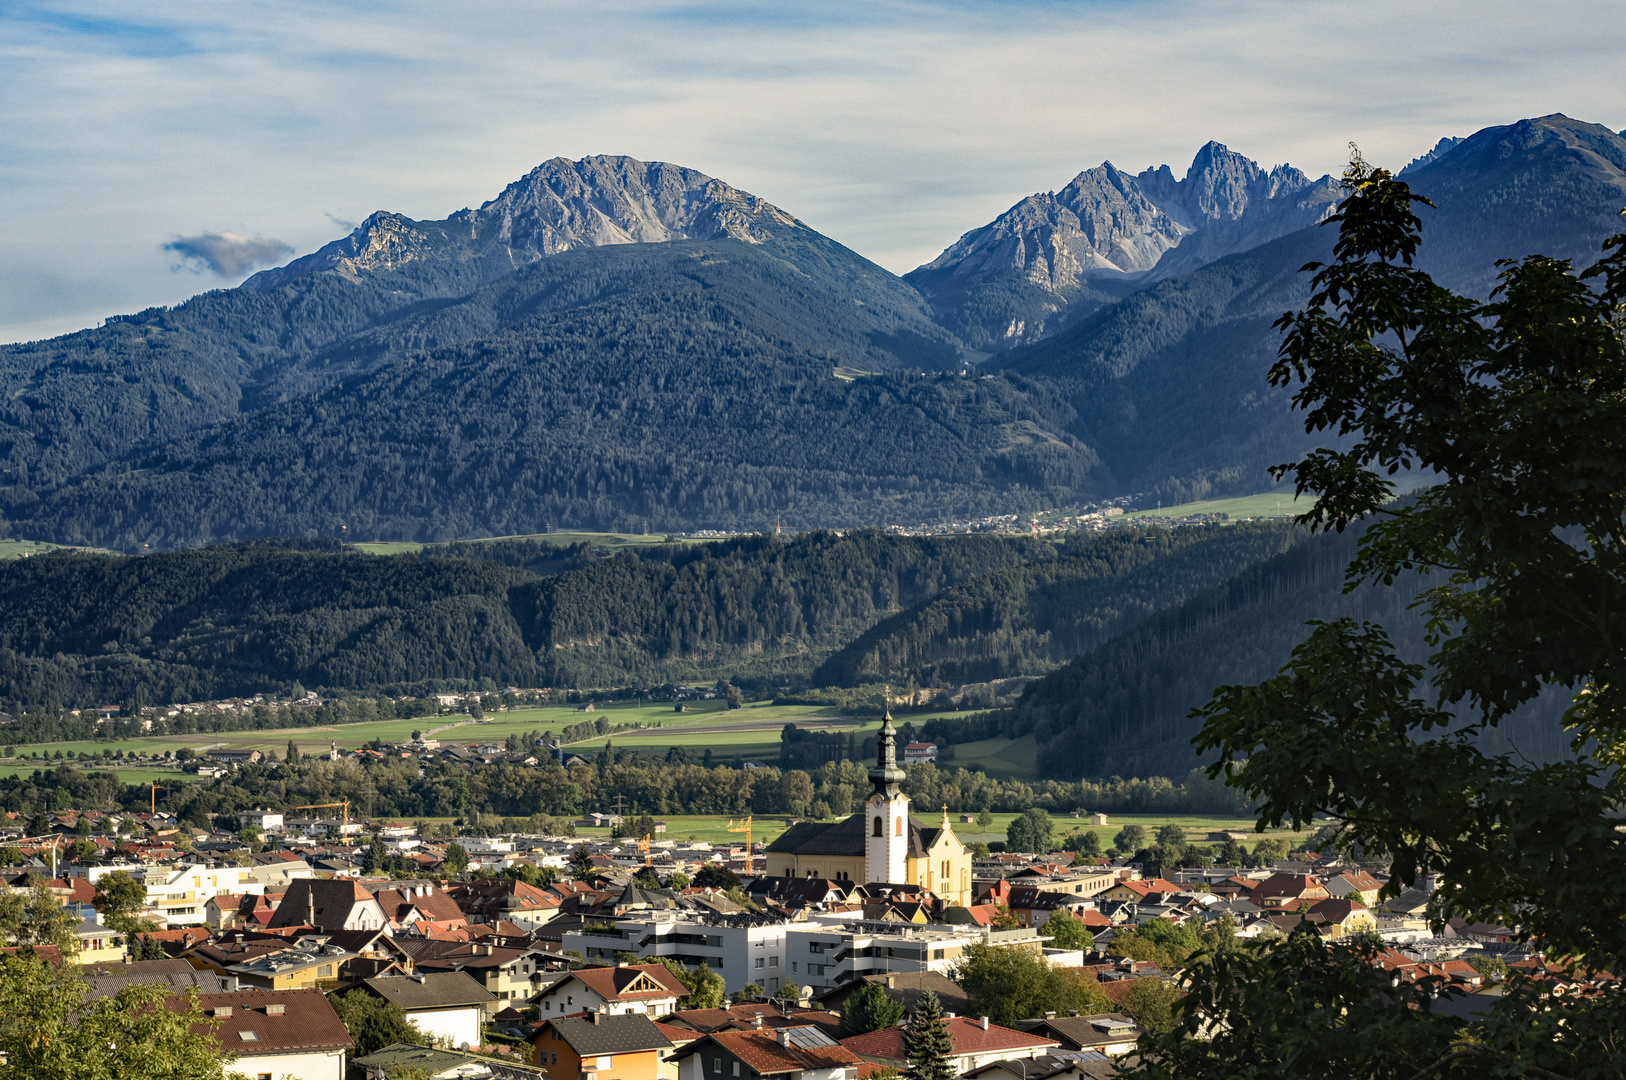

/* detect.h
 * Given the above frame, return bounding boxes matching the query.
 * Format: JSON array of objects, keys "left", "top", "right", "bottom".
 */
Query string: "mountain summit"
[
  {"left": 246, "top": 156, "right": 802, "bottom": 291},
  {"left": 906, "top": 142, "right": 1337, "bottom": 349}
]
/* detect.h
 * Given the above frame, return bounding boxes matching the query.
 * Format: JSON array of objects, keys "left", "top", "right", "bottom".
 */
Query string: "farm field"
[
  {"left": 947, "top": 810, "right": 1312, "bottom": 848},
  {"left": 2, "top": 700, "right": 861, "bottom": 763},
  {"left": 1127, "top": 486, "right": 1312, "bottom": 521},
  {"left": 950, "top": 734, "right": 1039, "bottom": 780}
]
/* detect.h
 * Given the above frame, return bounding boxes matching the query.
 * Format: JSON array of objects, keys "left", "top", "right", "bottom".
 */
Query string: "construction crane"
[
  {"left": 638, "top": 834, "right": 652, "bottom": 867},
  {"left": 295, "top": 799, "right": 352, "bottom": 837},
  {"left": 726, "top": 816, "right": 753, "bottom": 872}
]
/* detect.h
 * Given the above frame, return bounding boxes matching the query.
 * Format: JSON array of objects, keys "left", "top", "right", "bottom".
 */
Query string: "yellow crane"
[
  {"left": 638, "top": 834, "right": 652, "bottom": 867},
  {"left": 726, "top": 816, "right": 753, "bottom": 872},
  {"left": 295, "top": 799, "right": 352, "bottom": 837}
]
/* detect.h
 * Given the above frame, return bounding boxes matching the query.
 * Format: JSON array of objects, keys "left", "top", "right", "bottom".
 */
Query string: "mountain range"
[{"left": 2, "top": 114, "right": 1624, "bottom": 547}]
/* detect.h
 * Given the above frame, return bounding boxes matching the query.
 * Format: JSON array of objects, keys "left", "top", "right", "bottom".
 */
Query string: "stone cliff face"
[
  {"left": 243, "top": 155, "right": 803, "bottom": 291},
  {"left": 907, "top": 142, "right": 1339, "bottom": 349}
]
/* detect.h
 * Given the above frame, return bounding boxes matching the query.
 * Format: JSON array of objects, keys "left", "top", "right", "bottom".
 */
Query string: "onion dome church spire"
[{"left": 869, "top": 701, "right": 906, "bottom": 798}]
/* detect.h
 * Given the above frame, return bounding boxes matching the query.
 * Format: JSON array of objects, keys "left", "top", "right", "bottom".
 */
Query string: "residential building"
[
  {"left": 529, "top": 1011, "right": 674, "bottom": 1080},
  {"left": 360, "top": 972, "right": 497, "bottom": 1050},
  {"left": 415, "top": 941, "right": 550, "bottom": 1010},
  {"left": 533, "top": 963, "right": 689, "bottom": 1018},
  {"left": 269, "top": 879, "right": 389, "bottom": 932},
  {"left": 1016, "top": 1014, "right": 1143, "bottom": 1056},
  {"left": 764, "top": 711, "right": 972, "bottom": 906},
  {"left": 355, "top": 1044, "right": 546, "bottom": 1080},
  {"left": 814, "top": 972, "right": 967, "bottom": 1017},
  {"left": 72, "top": 918, "right": 125, "bottom": 964},
  {"left": 901, "top": 743, "right": 938, "bottom": 765},
  {"left": 671, "top": 1025, "right": 863, "bottom": 1080},
  {"left": 173, "top": 989, "right": 353, "bottom": 1080},
  {"left": 241, "top": 809, "right": 284, "bottom": 833},
  {"left": 561, "top": 914, "right": 789, "bottom": 995},
  {"left": 839, "top": 1017, "right": 1060, "bottom": 1074}
]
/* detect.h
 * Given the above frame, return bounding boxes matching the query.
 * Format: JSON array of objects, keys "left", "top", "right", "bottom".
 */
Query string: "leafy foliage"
[
  {"left": 1004, "top": 807, "right": 1054, "bottom": 853},
  {"left": 331, "top": 988, "right": 426, "bottom": 1056},
  {"left": 953, "top": 942, "right": 1109, "bottom": 1027},
  {"left": 840, "top": 981, "right": 906, "bottom": 1036}
]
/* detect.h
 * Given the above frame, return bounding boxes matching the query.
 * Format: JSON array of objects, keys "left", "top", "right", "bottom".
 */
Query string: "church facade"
[{"left": 764, "top": 711, "right": 973, "bottom": 908}]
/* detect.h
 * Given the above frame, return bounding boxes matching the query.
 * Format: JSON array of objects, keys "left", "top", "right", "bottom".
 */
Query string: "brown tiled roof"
[
  {"left": 840, "top": 1018, "right": 1059, "bottom": 1060},
  {"left": 175, "top": 988, "right": 353, "bottom": 1054},
  {"left": 570, "top": 963, "right": 689, "bottom": 1001},
  {"left": 701, "top": 1027, "right": 863, "bottom": 1075},
  {"left": 363, "top": 971, "right": 497, "bottom": 1009},
  {"left": 1096, "top": 977, "right": 1161, "bottom": 1006},
  {"left": 667, "top": 1005, "right": 842, "bottom": 1035},
  {"left": 532, "top": 1012, "right": 674, "bottom": 1055}
]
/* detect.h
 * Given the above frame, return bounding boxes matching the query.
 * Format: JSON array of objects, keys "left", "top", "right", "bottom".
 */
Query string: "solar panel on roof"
[{"left": 780, "top": 1026, "right": 838, "bottom": 1049}]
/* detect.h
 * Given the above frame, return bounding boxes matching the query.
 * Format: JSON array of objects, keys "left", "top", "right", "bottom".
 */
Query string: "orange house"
[{"left": 531, "top": 1012, "right": 674, "bottom": 1080}]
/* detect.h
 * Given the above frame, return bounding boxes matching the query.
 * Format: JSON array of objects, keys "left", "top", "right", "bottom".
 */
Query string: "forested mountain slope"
[
  {"left": 1003, "top": 527, "right": 1575, "bottom": 779},
  {"left": 994, "top": 115, "right": 1626, "bottom": 506},
  {"left": 811, "top": 521, "right": 1302, "bottom": 687},
  {"left": 11, "top": 241, "right": 1089, "bottom": 547},
  {"left": 0, "top": 532, "right": 1065, "bottom": 705}
]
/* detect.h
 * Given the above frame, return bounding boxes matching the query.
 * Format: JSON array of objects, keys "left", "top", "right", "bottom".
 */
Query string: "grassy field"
[
  {"left": 950, "top": 734, "right": 1038, "bottom": 780},
  {"left": 947, "top": 810, "right": 1311, "bottom": 848},
  {"left": 1127, "top": 486, "right": 1312, "bottom": 521}
]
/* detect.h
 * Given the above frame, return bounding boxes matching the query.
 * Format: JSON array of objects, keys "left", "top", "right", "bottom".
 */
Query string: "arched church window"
[
  {"left": 894, "top": 817, "right": 903, "bottom": 837},
  {"left": 873, "top": 817, "right": 883, "bottom": 837}
]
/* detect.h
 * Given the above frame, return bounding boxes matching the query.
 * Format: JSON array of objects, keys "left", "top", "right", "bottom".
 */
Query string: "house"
[
  {"left": 1016, "top": 1014, "right": 1143, "bottom": 1056},
  {"left": 534, "top": 963, "right": 689, "bottom": 1018},
  {"left": 1304, "top": 898, "right": 1377, "bottom": 939},
  {"left": 373, "top": 883, "right": 467, "bottom": 931},
  {"left": 901, "top": 743, "right": 938, "bottom": 765},
  {"left": 670, "top": 1025, "right": 863, "bottom": 1080},
  {"left": 360, "top": 972, "right": 497, "bottom": 1050},
  {"left": 455, "top": 877, "right": 563, "bottom": 929},
  {"left": 241, "top": 809, "right": 284, "bottom": 833},
  {"left": 172, "top": 988, "right": 353, "bottom": 1080},
  {"left": 764, "top": 713, "right": 973, "bottom": 906},
  {"left": 415, "top": 942, "right": 551, "bottom": 1010},
  {"left": 1250, "top": 874, "right": 1330, "bottom": 908},
  {"left": 80, "top": 957, "right": 232, "bottom": 1000},
  {"left": 205, "top": 749, "right": 262, "bottom": 766},
  {"left": 1097, "top": 879, "right": 1182, "bottom": 903},
  {"left": 71, "top": 918, "right": 126, "bottom": 964},
  {"left": 356, "top": 1043, "right": 546, "bottom": 1079},
  {"left": 816, "top": 972, "right": 968, "bottom": 1017},
  {"left": 206, "top": 937, "right": 359, "bottom": 991},
  {"left": 529, "top": 1011, "right": 674, "bottom": 1078},
  {"left": 839, "top": 1017, "right": 1060, "bottom": 1074},
  {"left": 269, "top": 879, "right": 389, "bottom": 932},
  {"left": 1325, "top": 870, "right": 1384, "bottom": 907}
]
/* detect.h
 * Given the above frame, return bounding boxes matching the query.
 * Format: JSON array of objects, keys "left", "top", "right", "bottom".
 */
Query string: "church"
[{"left": 764, "top": 709, "right": 973, "bottom": 908}]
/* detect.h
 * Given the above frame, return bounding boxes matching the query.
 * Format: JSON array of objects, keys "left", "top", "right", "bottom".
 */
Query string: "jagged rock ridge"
[
  {"left": 245, "top": 155, "right": 802, "bottom": 291},
  {"left": 906, "top": 142, "right": 1339, "bottom": 349}
]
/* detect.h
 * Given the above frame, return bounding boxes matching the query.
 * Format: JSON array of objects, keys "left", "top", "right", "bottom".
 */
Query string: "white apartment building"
[
  {"left": 64, "top": 858, "right": 312, "bottom": 925},
  {"left": 562, "top": 915, "right": 1047, "bottom": 996}
]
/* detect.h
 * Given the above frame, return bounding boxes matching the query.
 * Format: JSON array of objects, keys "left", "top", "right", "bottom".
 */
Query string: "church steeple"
[{"left": 869, "top": 703, "right": 906, "bottom": 798}]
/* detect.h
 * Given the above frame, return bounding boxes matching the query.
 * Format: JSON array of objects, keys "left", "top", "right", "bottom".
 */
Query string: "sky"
[{"left": 3, "top": 0, "right": 1624, "bottom": 344}]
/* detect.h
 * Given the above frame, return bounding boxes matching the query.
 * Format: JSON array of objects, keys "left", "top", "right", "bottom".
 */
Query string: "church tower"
[{"left": 864, "top": 706, "right": 910, "bottom": 885}]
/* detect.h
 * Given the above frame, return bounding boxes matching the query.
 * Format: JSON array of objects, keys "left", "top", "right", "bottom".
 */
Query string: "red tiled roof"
[
  {"left": 653, "top": 1021, "right": 703, "bottom": 1045},
  {"left": 570, "top": 964, "right": 689, "bottom": 1001},
  {"left": 840, "top": 1018, "right": 1058, "bottom": 1060},
  {"left": 173, "top": 988, "right": 353, "bottom": 1054},
  {"left": 706, "top": 1028, "right": 863, "bottom": 1075}
]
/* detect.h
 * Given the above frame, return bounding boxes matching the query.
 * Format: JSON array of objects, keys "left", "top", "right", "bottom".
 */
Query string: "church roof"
[{"left": 765, "top": 812, "right": 946, "bottom": 859}]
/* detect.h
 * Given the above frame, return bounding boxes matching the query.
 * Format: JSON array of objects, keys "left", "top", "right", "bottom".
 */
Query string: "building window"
[
  {"left": 551, "top": 1053, "right": 559, "bottom": 1065},
  {"left": 769, "top": 957, "right": 778, "bottom": 968},
  {"left": 733, "top": 1063, "right": 741, "bottom": 1077},
  {"left": 809, "top": 942, "right": 824, "bottom": 954},
  {"left": 791, "top": 962, "right": 798, "bottom": 973},
  {"left": 755, "top": 958, "right": 764, "bottom": 969},
  {"left": 873, "top": 817, "right": 883, "bottom": 837},
  {"left": 894, "top": 817, "right": 903, "bottom": 837},
  {"left": 713, "top": 1059, "right": 722, "bottom": 1073},
  {"left": 933, "top": 950, "right": 944, "bottom": 960},
  {"left": 318, "top": 965, "right": 332, "bottom": 977}
]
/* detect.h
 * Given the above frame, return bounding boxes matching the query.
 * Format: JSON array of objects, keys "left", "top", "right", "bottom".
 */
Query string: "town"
[{"left": 3, "top": 713, "right": 1542, "bottom": 1080}]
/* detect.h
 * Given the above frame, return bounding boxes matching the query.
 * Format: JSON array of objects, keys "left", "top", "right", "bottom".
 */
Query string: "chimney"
[
  {"left": 591, "top": 1011, "right": 602, "bottom": 1025},
  {"left": 777, "top": 1029, "right": 790, "bottom": 1047},
  {"left": 980, "top": 1017, "right": 989, "bottom": 1031},
  {"left": 886, "top": 976, "right": 894, "bottom": 989},
  {"left": 752, "top": 1013, "right": 763, "bottom": 1030},
  {"left": 267, "top": 1003, "right": 285, "bottom": 1016}
]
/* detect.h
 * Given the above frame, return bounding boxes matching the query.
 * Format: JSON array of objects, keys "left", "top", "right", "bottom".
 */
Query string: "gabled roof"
[
  {"left": 840, "top": 1018, "right": 1059, "bottom": 1060},
  {"left": 568, "top": 963, "right": 690, "bottom": 1001},
  {"left": 532, "top": 1012, "right": 674, "bottom": 1055},
  {"left": 765, "top": 812, "right": 948, "bottom": 859},
  {"left": 363, "top": 971, "right": 497, "bottom": 1010},
  {"left": 1019, "top": 1014, "right": 1141, "bottom": 1050},
  {"left": 174, "top": 988, "right": 353, "bottom": 1054},
  {"left": 678, "top": 1026, "right": 863, "bottom": 1075}
]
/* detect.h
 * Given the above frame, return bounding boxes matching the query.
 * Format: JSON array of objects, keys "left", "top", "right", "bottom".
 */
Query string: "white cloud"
[{"left": 2, "top": 0, "right": 1623, "bottom": 342}]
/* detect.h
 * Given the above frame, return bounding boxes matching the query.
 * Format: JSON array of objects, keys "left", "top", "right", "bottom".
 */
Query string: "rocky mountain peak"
[{"left": 242, "top": 155, "right": 800, "bottom": 292}]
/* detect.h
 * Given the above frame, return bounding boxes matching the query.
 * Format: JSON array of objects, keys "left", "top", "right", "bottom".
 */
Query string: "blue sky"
[{"left": 3, "top": 0, "right": 1623, "bottom": 342}]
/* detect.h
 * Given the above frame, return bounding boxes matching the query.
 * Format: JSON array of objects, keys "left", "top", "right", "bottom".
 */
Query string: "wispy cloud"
[
  {"left": 164, "top": 232, "right": 292, "bottom": 277},
  {"left": 3, "top": 0, "right": 1625, "bottom": 342}
]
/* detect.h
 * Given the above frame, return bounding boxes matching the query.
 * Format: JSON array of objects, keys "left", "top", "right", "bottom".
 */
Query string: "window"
[
  {"left": 755, "top": 958, "right": 764, "bottom": 969},
  {"left": 873, "top": 817, "right": 883, "bottom": 837},
  {"left": 733, "top": 1063, "right": 741, "bottom": 1076},
  {"left": 809, "top": 942, "right": 824, "bottom": 954},
  {"left": 568, "top": 996, "right": 574, "bottom": 1005},
  {"left": 768, "top": 957, "right": 778, "bottom": 967},
  {"left": 941, "top": 860, "right": 949, "bottom": 878},
  {"left": 551, "top": 1053, "right": 559, "bottom": 1065},
  {"left": 791, "top": 962, "right": 798, "bottom": 973},
  {"left": 238, "top": 1031, "right": 259, "bottom": 1042},
  {"left": 933, "top": 950, "right": 944, "bottom": 960},
  {"left": 810, "top": 964, "right": 824, "bottom": 976},
  {"left": 257, "top": 1074, "right": 272, "bottom": 1080},
  {"left": 318, "top": 964, "right": 333, "bottom": 977},
  {"left": 713, "top": 1058, "right": 722, "bottom": 1073},
  {"left": 895, "top": 817, "right": 903, "bottom": 837},
  {"left": 597, "top": 1057, "right": 612, "bottom": 1070}
]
